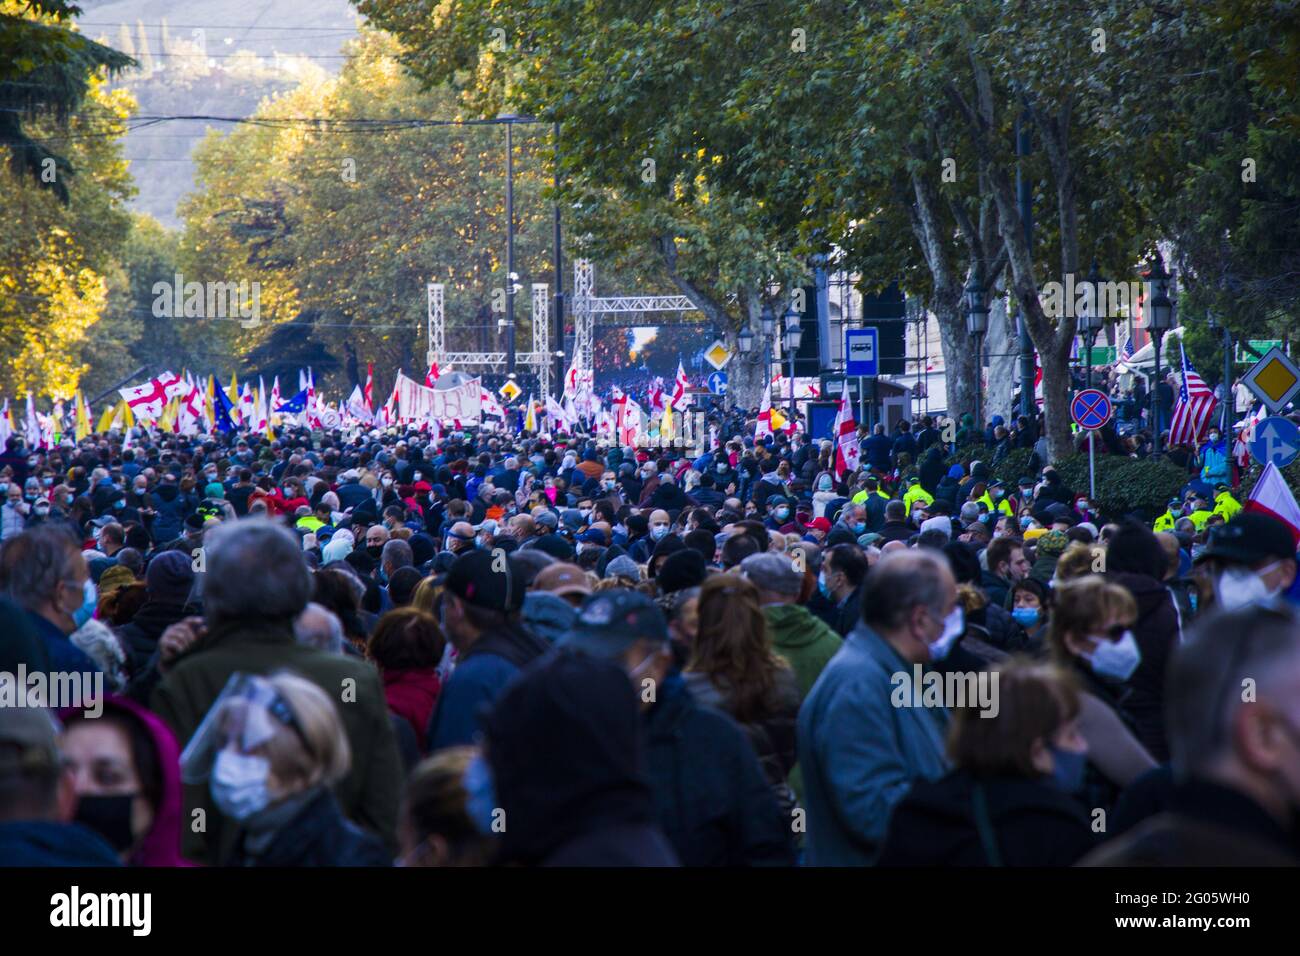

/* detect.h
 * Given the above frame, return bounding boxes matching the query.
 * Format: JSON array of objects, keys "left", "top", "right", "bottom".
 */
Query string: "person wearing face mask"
[
  {"left": 1197, "top": 426, "right": 1232, "bottom": 488},
  {"left": 1009, "top": 579, "right": 1051, "bottom": 643},
  {"left": 763, "top": 495, "right": 794, "bottom": 532},
  {"left": 878, "top": 660, "right": 1095, "bottom": 866},
  {"left": 398, "top": 747, "right": 495, "bottom": 867},
  {"left": 1197, "top": 512, "right": 1298, "bottom": 614},
  {"left": 629, "top": 510, "right": 672, "bottom": 564},
  {"left": 812, "top": 472, "right": 839, "bottom": 518},
  {"left": 822, "top": 544, "right": 869, "bottom": 637},
  {"left": 557, "top": 588, "right": 794, "bottom": 866},
  {"left": 740, "top": 552, "right": 842, "bottom": 699},
  {"left": 1, "top": 482, "right": 29, "bottom": 541},
  {"left": 0, "top": 525, "right": 101, "bottom": 680},
  {"left": 1083, "top": 603, "right": 1300, "bottom": 865},
  {"left": 1047, "top": 576, "right": 1157, "bottom": 815},
  {"left": 797, "top": 549, "right": 956, "bottom": 864},
  {"left": 58, "top": 696, "right": 188, "bottom": 866},
  {"left": 180, "top": 672, "right": 389, "bottom": 867}
]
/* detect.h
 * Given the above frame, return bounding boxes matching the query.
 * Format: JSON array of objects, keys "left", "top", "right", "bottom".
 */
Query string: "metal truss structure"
[{"left": 425, "top": 260, "right": 700, "bottom": 396}]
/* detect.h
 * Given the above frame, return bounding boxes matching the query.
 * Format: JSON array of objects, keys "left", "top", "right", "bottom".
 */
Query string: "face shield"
[{"left": 179, "top": 673, "right": 300, "bottom": 784}]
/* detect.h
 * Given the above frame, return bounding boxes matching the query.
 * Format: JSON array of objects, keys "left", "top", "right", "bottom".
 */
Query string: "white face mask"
[
  {"left": 1215, "top": 563, "right": 1282, "bottom": 611},
  {"left": 210, "top": 749, "right": 272, "bottom": 821},
  {"left": 928, "top": 606, "right": 964, "bottom": 661},
  {"left": 1086, "top": 629, "right": 1142, "bottom": 681}
]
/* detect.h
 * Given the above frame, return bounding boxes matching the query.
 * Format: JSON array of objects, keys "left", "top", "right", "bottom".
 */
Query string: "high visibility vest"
[
  {"left": 1212, "top": 491, "right": 1242, "bottom": 522},
  {"left": 1152, "top": 511, "right": 1177, "bottom": 532},
  {"left": 1188, "top": 508, "right": 1214, "bottom": 532},
  {"left": 296, "top": 515, "right": 325, "bottom": 532},
  {"left": 903, "top": 484, "right": 934, "bottom": 513},
  {"left": 978, "top": 492, "right": 1014, "bottom": 517}
]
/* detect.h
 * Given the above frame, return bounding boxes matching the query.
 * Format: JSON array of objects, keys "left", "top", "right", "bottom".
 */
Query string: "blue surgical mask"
[
  {"left": 817, "top": 571, "right": 832, "bottom": 599},
  {"left": 72, "top": 579, "right": 97, "bottom": 628},
  {"left": 1087, "top": 629, "right": 1141, "bottom": 681},
  {"left": 210, "top": 749, "right": 272, "bottom": 821},
  {"left": 774, "top": 507, "right": 790, "bottom": 520},
  {"left": 1019, "top": 516, "right": 1033, "bottom": 530},
  {"left": 1011, "top": 607, "right": 1040, "bottom": 627},
  {"left": 463, "top": 753, "right": 499, "bottom": 835},
  {"left": 853, "top": 522, "right": 866, "bottom": 534},
  {"left": 1048, "top": 744, "right": 1087, "bottom": 793}
]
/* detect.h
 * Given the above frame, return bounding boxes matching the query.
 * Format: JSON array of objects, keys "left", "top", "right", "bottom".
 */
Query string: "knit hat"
[
  {"left": 145, "top": 550, "right": 197, "bottom": 605},
  {"left": 1035, "top": 529, "right": 1070, "bottom": 557},
  {"left": 656, "top": 549, "right": 708, "bottom": 594},
  {"left": 97, "top": 564, "right": 137, "bottom": 596}
]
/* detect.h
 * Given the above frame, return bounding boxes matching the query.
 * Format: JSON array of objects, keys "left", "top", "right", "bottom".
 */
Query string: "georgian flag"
[
  {"left": 364, "top": 363, "right": 375, "bottom": 410},
  {"left": 480, "top": 387, "right": 505, "bottom": 419},
  {"left": 832, "top": 381, "right": 860, "bottom": 479},
  {"left": 119, "top": 371, "right": 186, "bottom": 421},
  {"left": 755, "top": 386, "right": 774, "bottom": 442},
  {"left": 671, "top": 361, "right": 690, "bottom": 408},
  {"left": 1246, "top": 462, "right": 1300, "bottom": 545}
]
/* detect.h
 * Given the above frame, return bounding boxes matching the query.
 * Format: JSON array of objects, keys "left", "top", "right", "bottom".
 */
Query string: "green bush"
[{"left": 1051, "top": 453, "right": 1188, "bottom": 521}]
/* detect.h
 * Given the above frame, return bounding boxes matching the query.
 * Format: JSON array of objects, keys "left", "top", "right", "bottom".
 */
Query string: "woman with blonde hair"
[
  {"left": 181, "top": 671, "right": 391, "bottom": 867},
  {"left": 399, "top": 747, "right": 495, "bottom": 867},
  {"left": 1045, "top": 576, "right": 1156, "bottom": 814},
  {"left": 687, "top": 574, "right": 800, "bottom": 813}
]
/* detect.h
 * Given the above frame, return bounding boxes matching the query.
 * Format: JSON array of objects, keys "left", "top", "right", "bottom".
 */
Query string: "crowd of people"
[{"left": 0, "top": 405, "right": 1298, "bottom": 868}]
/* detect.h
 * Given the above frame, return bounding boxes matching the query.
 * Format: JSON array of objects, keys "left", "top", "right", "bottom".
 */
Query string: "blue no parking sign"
[{"left": 1071, "top": 389, "right": 1113, "bottom": 430}]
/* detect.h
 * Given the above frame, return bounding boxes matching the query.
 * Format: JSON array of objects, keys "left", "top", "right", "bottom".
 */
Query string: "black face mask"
[
  {"left": 366, "top": 545, "right": 383, "bottom": 559},
  {"left": 74, "top": 793, "right": 137, "bottom": 853}
]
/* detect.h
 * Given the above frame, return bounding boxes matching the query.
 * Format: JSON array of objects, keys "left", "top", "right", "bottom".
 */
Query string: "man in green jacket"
[
  {"left": 152, "top": 519, "right": 402, "bottom": 864},
  {"left": 739, "top": 552, "right": 842, "bottom": 698}
]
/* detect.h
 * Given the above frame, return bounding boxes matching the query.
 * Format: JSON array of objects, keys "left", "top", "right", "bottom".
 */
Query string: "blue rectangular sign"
[{"left": 845, "top": 327, "right": 879, "bottom": 376}]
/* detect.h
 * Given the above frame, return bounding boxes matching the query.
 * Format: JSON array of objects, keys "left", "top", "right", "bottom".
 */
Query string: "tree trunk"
[
  {"left": 934, "top": 290, "right": 977, "bottom": 428},
  {"left": 986, "top": 289, "right": 1016, "bottom": 423},
  {"left": 729, "top": 290, "right": 767, "bottom": 411}
]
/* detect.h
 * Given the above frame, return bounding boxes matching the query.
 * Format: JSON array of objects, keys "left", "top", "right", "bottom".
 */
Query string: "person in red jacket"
[
  {"left": 268, "top": 476, "right": 310, "bottom": 516},
  {"left": 368, "top": 606, "right": 446, "bottom": 751}
]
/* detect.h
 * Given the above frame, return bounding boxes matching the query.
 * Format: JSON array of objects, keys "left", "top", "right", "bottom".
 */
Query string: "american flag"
[
  {"left": 1119, "top": 326, "right": 1135, "bottom": 360},
  {"left": 1167, "top": 345, "right": 1218, "bottom": 447}
]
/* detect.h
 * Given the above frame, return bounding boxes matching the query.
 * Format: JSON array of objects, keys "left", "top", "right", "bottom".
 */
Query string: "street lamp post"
[
  {"left": 965, "top": 263, "right": 990, "bottom": 433},
  {"left": 760, "top": 301, "right": 776, "bottom": 405},
  {"left": 783, "top": 305, "right": 802, "bottom": 420},
  {"left": 1080, "top": 259, "right": 1104, "bottom": 389},
  {"left": 1145, "top": 252, "right": 1174, "bottom": 456}
]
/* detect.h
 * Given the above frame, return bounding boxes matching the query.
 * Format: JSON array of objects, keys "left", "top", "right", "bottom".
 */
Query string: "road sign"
[
  {"left": 1241, "top": 346, "right": 1300, "bottom": 414},
  {"left": 1236, "top": 339, "right": 1285, "bottom": 365},
  {"left": 845, "top": 327, "right": 879, "bottom": 376},
  {"left": 498, "top": 380, "right": 521, "bottom": 401},
  {"left": 706, "top": 371, "right": 728, "bottom": 395},
  {"left": 1070, "top": 389, "right": 1113, "bottom": 430},
  {"left": 703, "top": 341, "right": 732, "bottom": 370},
  {"left": 1249, "top": 415, "right": 1300, "bottom": 468}
]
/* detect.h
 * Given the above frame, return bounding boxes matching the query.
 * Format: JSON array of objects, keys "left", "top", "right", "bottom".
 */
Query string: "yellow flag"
[
  {"left": 523, "top": 395, "right": 536, "bottom": 432},
  {"left": 96, "top": 402, "right": 116, "bottom": 433},
  {"left": 75, "top": 392, "right": 92, "bottom": 441},
  {"left": 770, "top": 407, "right": 788, "bottom": 432},
  {"left": 661, "top": 401, "right": 675, "bottom": 440},
  {"left": 122, "top": 398, "right": 135, "bottom": 428}
]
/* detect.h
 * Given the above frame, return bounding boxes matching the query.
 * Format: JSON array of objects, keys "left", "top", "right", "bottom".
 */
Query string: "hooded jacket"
[
  {"left": 148, "top": 484, "right": 194, "bottom": 544},
  {"left": 761, "top": 604, "right": 842, "bottom": 699},
  {"left": 426, "top": 619, "right": 550, "bottom": 752},
  {"left": 115, "top": 599, "right": 190, "bottom": 677},
  {"left": 382, "top": 667, "right": 442, "bottom": 753},
  {"left": 1105, "top": 570, "right": 1180, "bottom": 762},
  {"left": 59, "top": 694, "right": 189, "bottom": 867},
  {"left": 643, "top": 673, "right": 795, "bottom": 866},
  {"left": 877, "top": 769, "right": 1095, "bottom": 867},
  {"left": 485, "top": 651, "right": 679, "bottom": 866}
]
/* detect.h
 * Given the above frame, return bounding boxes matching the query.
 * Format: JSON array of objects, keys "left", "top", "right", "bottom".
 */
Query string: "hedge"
[{"left": 1050, "top": 453, "right": 1188, "bottom": 522}]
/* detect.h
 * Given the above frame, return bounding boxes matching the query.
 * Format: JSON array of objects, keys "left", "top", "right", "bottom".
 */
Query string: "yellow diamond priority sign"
[
  {"left": 704, "top": 340, "right": 732, "bottom": 370},
  {"left": 1241, "top": 346, "right": 1300, "bottom": 414},
  {"left": 498, "top": 380, "right": 522, "bottom": 401}
]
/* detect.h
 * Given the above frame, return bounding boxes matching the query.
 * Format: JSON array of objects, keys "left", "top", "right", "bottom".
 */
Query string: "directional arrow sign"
[
  {"left": 706, "top": 371, "right": 728, "bottom": 395},
  {"left": 1249, "top": 415, "right": 1300, "bottom": 468}
]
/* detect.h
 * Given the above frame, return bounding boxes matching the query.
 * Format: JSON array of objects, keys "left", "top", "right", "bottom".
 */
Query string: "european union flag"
[
  {"left": 213, "top": 381, "right": 238, "bottom": 433},
  {"left": 276, "top": 388, "right": 308, "bottom": 414}
]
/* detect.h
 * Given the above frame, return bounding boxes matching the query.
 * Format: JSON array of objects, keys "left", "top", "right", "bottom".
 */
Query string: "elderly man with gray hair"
[
  {"left": 150, "top": 519, "right": 401, "bottom": 864},
  {"left": 739, "top": 552, "right": 842, "bottom": 698},
  {"left": 797, "top": 548, "right": 958, "bottom": 865}
]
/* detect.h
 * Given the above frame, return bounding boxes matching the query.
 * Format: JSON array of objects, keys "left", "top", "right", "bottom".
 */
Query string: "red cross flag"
[
  {"left": 119, "top": 371, "right": 185, "bottom": 421},
  {"left": 833, "top": 381, "right": 860, "bottom": 479}
]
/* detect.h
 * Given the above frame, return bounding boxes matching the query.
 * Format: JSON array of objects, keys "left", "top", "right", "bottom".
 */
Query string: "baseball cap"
[
  {"left": 740, "top": 552, "right": 803, "bottom": 597},
  {"left": 444, "top": 549, "right": 524, "bottom": 613},
  {"left": 558, "top": 589, "right": 669, "bottom": 659},
  {"left": 1200, "top": 513, "right": 1297, "bottom": 566},
  {"left": 533, "top": 562, "right": 593, "bottom": 599},
  {"left": 0, "top": 705, "right": 62, "bottom": 778}
]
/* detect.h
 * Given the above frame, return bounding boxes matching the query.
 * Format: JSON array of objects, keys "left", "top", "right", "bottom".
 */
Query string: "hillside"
[{"left": 80, "top": 0, "right": 361, "bottom": 226}]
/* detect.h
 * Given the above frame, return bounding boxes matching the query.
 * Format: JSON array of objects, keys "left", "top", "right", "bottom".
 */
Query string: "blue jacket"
[
  {"left": 27, "top": 610, "right": 100, "bottom": 680},
  {"left": 0, "top": 821, "right": 120, "bottom": 866},
  {"left": 797, "top": 625, "right": 949, "bottom": 865},
  {"left": 862, "top": 433, "right": 893, "bottom": 470}
]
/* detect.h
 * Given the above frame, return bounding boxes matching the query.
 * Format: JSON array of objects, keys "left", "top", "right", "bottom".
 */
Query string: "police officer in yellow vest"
[
  {"left": 1187, "top": 494, "right": 1215, "bottom": 532},
  {"left": 902, "top": 475, "right": 934, "bottom": 515},
  {"left": 1152, "top": 497, "right": 1181, "bottom": 533},
  {"left": 978, "top": 479, "right": 1016, "bottom": 518},
  {"left": 1212, "top": 483, "right": 1243, "bottom": 522}
]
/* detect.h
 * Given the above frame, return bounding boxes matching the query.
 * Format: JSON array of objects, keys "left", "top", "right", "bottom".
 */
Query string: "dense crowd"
[{"left": 0, "top": 408, "right": 1297, "bottom": 868}]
